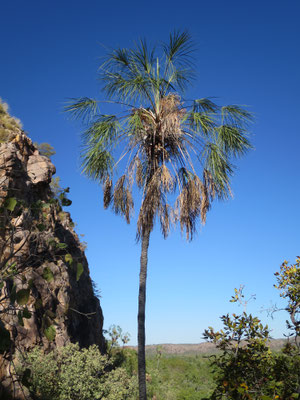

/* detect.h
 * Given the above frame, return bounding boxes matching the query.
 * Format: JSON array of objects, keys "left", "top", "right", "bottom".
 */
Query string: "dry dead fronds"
[
  {"left": 113, "top": 175, "right": 134, "bottom": 224},
  {"left": 136, "top": 157, "right": 144, "bottom": 188},
  {"left": 159, "top": 203, "right": 173, "bottom": 239},
  {"left": 137, "top": 170, "right": 161, "bottom": 239},
  {"left": 160, "top": 164, "right": 174, "bottom": 193},
  {"left": 159, "top": 94, "right": 184, "bottom": 139},
  {"left": 176, "top": 175, "right": 209, "bottom": 240},
  {"left": 137, "top": 165, "right": 176, "bottom": 239},
  {"left": 103, "top": 177, "right": 112, "bottom": 209}
]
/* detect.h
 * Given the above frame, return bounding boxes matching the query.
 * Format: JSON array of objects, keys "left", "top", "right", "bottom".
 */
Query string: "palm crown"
[{"left": 66, "top": 31, "right": 253, "bottom": 240}]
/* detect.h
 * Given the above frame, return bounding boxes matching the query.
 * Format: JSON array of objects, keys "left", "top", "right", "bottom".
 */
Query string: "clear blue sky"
[{"left": 1, "top": 0, "right": 299, "bottom": 345}]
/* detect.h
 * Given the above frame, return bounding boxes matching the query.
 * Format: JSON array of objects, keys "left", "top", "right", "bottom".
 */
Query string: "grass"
[
  {"left": 120, "top": 348, "right": 216, "bottom": 399},
  {"left": 0, "top": 99, "right": 22, "bottom": 143},
  {"left": 146, "top": 353, "right": 215, "bottom": 399}
]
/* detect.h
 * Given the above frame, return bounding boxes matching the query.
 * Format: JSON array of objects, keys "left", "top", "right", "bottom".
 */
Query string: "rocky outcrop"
[{"left": 0, "top": 118, "right": 105, "bottom": 398}]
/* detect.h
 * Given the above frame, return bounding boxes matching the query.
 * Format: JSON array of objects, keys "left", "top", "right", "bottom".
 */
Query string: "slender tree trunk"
[{"left": 138, "top": 228, "right": 151, "bottom": 400}]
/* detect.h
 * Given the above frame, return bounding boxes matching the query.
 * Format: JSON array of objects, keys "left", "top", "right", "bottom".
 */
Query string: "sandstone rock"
[
  {"left": 27, "top": 154, "right": 56, "bottom": 184},
  {"left": 0, "top": 130, "right": 105, "bottom": 399}
]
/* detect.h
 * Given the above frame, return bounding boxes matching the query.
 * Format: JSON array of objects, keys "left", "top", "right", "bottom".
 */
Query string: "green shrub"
[
  {"left": 204, "top": 260, "right": 300, "bottom": 400},
  {"left": 19, "top": 343, "right": 137, "bottom": 400},
  {"left": 204, "top": 312, "right": 275, "bottom": 399}
]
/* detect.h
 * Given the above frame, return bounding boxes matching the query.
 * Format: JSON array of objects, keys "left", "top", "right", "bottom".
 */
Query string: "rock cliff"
[{"left": 0, "top": 102, "right": 105, "bottom": 398}]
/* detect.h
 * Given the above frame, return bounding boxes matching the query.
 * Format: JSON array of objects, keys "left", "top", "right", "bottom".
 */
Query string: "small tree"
[
  {"left": 34, "top": 142, "right": 56, "bottom": 159},
  {"left": 273, "top": 258, "right": 300, "bottom": 397},
  {"left": 204, "top": 261, "right": 300, "bottom": 400},
  {"left": 19, "top": 343, "right": 137, "bottom": 400},
  {"left": 203, "top": 287, "right": 274, "bottom": 399}
]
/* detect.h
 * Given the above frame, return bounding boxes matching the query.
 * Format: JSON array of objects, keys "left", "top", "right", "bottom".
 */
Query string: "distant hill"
[{"left": 127, "top": 338, "right": 291, "bottom": 356}]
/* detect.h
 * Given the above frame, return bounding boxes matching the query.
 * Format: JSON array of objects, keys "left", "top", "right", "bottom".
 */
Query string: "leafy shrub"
[
  {"left": 204, "top": 259, "right": 300, "bottom": 400},
  {"left": 204, "top": 312, "right": 275, "bottom": 399},
  {"left": 19, "top": 343, "right": 137, "bottom": 400}
]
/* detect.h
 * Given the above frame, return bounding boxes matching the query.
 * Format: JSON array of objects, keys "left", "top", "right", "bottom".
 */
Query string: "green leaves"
[
  {"left": 4, "top": 197, "right": 17, "bottom": 212},
  {"left": 76, "top": 263, "right": 84, "bottom": 281},
  {"left": 16, "top": 288, "right": 30, "bottom": 306},
  {"left": 0, "top": 321, "right": 11, "bottom": 354},
  {"left": 65, "top": 253, "right": 73, "bottom": 265},
  {"left": 56, "top": 242, "right": 68, "bottom": 249},
  {"left": 37, "top": 223, "right": 46, "bottom": 232},
  {"left": 43, "top": 267, "right": 54, "bottom": 282},
  {"left": 44, "top": 325, "right": 56, "bottom": 342}
]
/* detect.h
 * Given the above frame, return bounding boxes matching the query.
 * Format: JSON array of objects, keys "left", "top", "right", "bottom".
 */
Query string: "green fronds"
[
  {"left": 81, "top": 146, "right": 114, "bottom": 182},
  {"left": 66, "top": 32, "right": 253, "bottom": 241},
  {"left": 186, "top": 112, "right": 216, "bottom": 135},
  {"left": 83, "top": 115, "right": 120, "bottom": 148},
  {"left": 217, "top": 125, "right": 253, "bottom": 157},
  {"left": 106, "top": 48, "right": 131, "bottom": 71},
  {"left": 204, "top": 143, "right": 234, "bottom": 200},
  {"left": 163, "top": 30, "right": 194, "bottom": 68},
  {"left": 221, "top": 105, "right": 254, "bottom": 126},
  {"left": 102, "top": 72, "right": 153, "bottom": 103},
  {"left": 165, "top": 66, "right": 194, "bottom": 92},
  {"left": 80, "top": 115, "right": 120, "bottom": 181},
  {"left": 128, "top": 109, "right": 149, "bottom": 138},
  {"left": 193, "top": 98, "right": 220, "bottom": 113},
  {"left": 131, "top": 38, "right": 155, "bottom": 75},
  {"left": 64, "top": 97, "right": 98, "bottom": 122}
]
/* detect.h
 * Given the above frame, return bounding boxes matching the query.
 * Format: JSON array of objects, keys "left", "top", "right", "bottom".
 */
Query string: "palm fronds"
[
  {"left": 64, "top": 97, "right": 98, "bottom": 122},
  {"left": 65, "top": 31, "right": 253, "bottom": 240}
]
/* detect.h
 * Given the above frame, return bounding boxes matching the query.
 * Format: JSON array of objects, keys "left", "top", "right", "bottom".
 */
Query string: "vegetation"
[
  {"left": 18, "top": 343, "right": 137, "bottom": 400},
  {"left": 0, "top": 99, "right": 22, "bottom": 142},
  {"left": 3, "top": 253, "right": 300, "bottom": 399},
  {"left": 65, "top": 30, "right": 253, "bottom": 399},
  {"left": 0, "top": 180, "right": 74, "bottom": 354},
  {"left": 203, "top": 258, "right": 300, "bottom": 399},
  {"left": 34, "top": 142, "right": 56, "bottom": 158},
  {"left": 145, "top": 353, "right": 214, "bottom": 399}
]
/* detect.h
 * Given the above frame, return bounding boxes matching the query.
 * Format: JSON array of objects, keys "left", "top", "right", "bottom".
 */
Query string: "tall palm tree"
[{"left": 65, "top": 31, "right": 253, "bottom": 399}]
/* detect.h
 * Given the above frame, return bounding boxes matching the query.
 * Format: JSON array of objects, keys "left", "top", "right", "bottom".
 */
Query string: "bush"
[
  {"left": 204, "top": 259, "right": 300, "bottom": 400},
  {"left": 204, "top": 312, "right": 275, "bottom": 399},
  {"left": 19, "top": 343, "right": 137, "bottom": 400}
]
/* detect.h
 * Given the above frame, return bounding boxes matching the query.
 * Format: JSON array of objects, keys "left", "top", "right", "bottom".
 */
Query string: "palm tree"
[{"left": 65, "top": 31, "right": 253, "bottom": 399}]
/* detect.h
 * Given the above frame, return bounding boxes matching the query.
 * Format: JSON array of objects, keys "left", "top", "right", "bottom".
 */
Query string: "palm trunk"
[{"left": 138, "top": 228, "right": 151, "bottom": 400}]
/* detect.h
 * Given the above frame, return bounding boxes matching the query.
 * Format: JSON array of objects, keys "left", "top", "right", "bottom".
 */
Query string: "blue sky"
[{"left": 1, "top": 0, "right": 299, "bottom": 345}]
